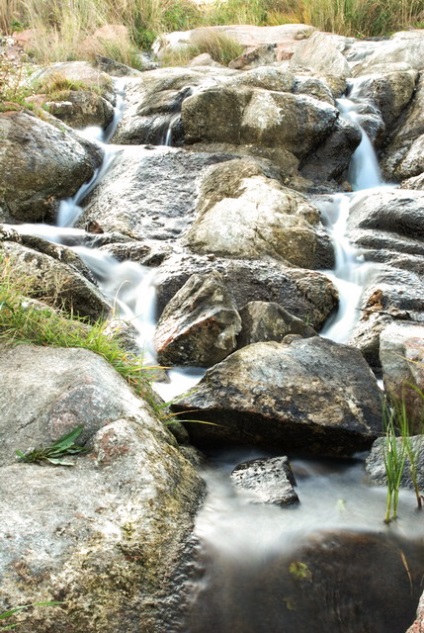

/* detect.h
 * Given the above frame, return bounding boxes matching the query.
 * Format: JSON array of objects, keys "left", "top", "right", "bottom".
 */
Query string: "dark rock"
[
  {"left": 155, "top": 271, "right": 242, "bottom": 367},
  {"left": 172, "top": 337, "right": 383, "bottom": 456},
  {"left": 231, "top": 455, "right": 299, "bottom": 505}
]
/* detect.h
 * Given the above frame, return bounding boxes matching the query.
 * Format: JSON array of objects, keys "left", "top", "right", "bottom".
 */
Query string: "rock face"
[
  {"left": 78, "top": 146, "right": 234, "bottom": 239},
  {"left": 155, "top": 271, "right": 242, "bottom": 367},
  {"left": 231, "top": 455, "right": 299, "bottom": 506},
  {"left": 0, "top": 344, "right": 203, "bottom": 633},
  {"left": 237, "top": 301, "right": 316, "bottom": 347},
  {"left": 0, "top": 111, "right": 102, "bottom": 222},
  {"left": 172, "top": 337, "right": 383, "bottom": 456}
]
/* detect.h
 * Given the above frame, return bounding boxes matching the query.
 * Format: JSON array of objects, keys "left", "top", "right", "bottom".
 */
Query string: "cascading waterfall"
[{"left": 13, "top": 82, "right": 423, "bottom": 633}]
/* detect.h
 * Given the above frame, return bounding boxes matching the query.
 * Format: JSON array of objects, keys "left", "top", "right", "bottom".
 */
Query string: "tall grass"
[{"left": 1, "top": 0, "right": 424, "bottom": 66}]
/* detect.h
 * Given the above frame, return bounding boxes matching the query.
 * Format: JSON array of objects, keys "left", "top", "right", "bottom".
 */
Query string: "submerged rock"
[
  {"left": 0, "top": 344, "right": 203, "bottom": 633},
  {"left": 172, "top": 337, "right": 383, "bottom": 456},
  {"left": 231, "top": 455, "right": 299, "bottom": 506},
  {"left": 155, "top": 270, "right": 242, "bottom": 367}
]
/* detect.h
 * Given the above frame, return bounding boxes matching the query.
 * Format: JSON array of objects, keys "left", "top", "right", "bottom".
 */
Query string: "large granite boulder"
[
  {"left": 0, "top": 344, "right": 203, "bottom": 633},
  {"left": 0, "top": 111, "right": 102, "bottom": 222},
  {"left": 171, "top": 336, "right": 383, "bottom": 456},
  {"left": 185, "top": 158, "right": 334, "bottom": 269}
]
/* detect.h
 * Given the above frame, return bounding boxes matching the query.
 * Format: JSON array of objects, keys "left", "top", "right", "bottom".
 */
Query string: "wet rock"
[
  {"left": 78, "top": 146, "right": 233, "bottom": 240},
  {"left": 231, "top": 455, "right": 299, "bottom": 506},
  {"left": 0, "top": 240, "right": 109, "bottom": 322},
  {"left": 237, "top": 301, "right": 316, "bottom": 348},
  {"left": 155, "top": 271, "right": 242, "bottom": 367},
  {"left": 0, "top": 111, "right": 102, "bottom": 222},
  {"left": 366, "top": 434, "right": 424, "bottom": 490},
  {"left": 300, "top": 115, "right": 361, "bottom": 183},
  {"left": 0, "top": 344, "right": 203, "bottom": 633},
  {"left": 348, "top": 70, "right": 417, "bottom": 133},
  {"left": 171, "top": 337, "right": 383, "bottom": 456},
  {"left": 154, "top": 252, "right": 338, "bottom": 331},
  {"left": 380, "top": 322, "right": 424, "bottom": 432},
  {"left": 185, "top": 158, "right": 334, "bottom": 269}
]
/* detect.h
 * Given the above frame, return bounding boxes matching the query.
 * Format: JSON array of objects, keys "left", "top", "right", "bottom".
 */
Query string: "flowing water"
[{"left": 12, "top": 85, "right": 424, "bottom": 632}]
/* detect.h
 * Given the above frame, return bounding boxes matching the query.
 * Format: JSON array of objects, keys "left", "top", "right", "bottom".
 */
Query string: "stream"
[{"left": 13, "top": 82, "right": 424, "bottom": 632}]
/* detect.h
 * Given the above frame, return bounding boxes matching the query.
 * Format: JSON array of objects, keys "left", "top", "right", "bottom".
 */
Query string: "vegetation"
[
  {"left": 383, "top": 396, "right": 423, "bottom": 524},
  {"left": 161, "top": 28, "right": 244, "bottom": 65},
  {"left": 16, "top": 425, "right": 89, "bottom": 466},
  {"left": 1, "top": 0, "right": 424, "bottom": 67},
  {"left": 0, "top": 256, "right": 156, "bottom": 401}
]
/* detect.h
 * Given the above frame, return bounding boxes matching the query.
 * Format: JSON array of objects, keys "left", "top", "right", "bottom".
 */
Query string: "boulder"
[
  {"left": 185, "top": 527, "right": 424, "bottom": 633},
  {"left": 155, "top": 271, "right": 242, "bottom": 367},
  {"left": 0, "top": 240, "right": 109, "bottom": 322},
  {"left": 406, "top": 591, "right": 424, "bottom": 633},
  {"left": 348, "top": 70, "right": 417, "bottom": 133},
  {"left": 154, "top": 253, "right": 338, "bottom": 331},
  {"left": 185, "top": 158, "right": 334, "bottom": 269},
  {"left": 231, "top": 455, "right": 299, "bottom": 506},
  {"left": 380, "top": 322, "right": 424, "bottom": 432},
  {"left": 352, "top": 31, "right": 424, "bottom": 75},
  {"left": 0, "top": 344, "right": 203, "bottom": 633},
  {"left": 171, "top": 337, "right": 383, "bottom": 456},
  {"left": 237, "top": 301, "right": 316, "bottom": 348},
  {"left": 290, "top": 31, "right": 351, "bottom": 92},
  {"left": 41, "top": 90, "right": 115, "bottom": 130},
  {"left": 0, "top": 111, "right": 102, "bottom": 222}
]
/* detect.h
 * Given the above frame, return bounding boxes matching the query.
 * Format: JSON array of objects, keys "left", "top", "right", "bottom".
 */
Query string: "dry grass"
[
  {"left": 161, "top": 28, "right": 244, "bottom": 66},
  {"left": 1, "top": 0, "right": 424, "bottom": 66}
]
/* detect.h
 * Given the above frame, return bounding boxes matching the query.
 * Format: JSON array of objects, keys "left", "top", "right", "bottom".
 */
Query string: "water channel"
[{"left": 13, "top": 82, "right": 424, "bottom": 632}]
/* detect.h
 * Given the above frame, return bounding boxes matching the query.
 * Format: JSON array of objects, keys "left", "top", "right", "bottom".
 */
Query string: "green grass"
[
  {"left": 0, "top": 257, "right": 156, "bottom": 401},
  {"left": 0, "top": 603, "right": 62, "bottom": 631}
]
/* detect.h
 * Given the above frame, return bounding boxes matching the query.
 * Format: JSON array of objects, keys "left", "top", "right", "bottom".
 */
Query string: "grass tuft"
[
  {"left": 161, "top": 28, "right": 244, "bottom": 66},
  {"left": 0, "top": 256, "right": 156, "bottom": 401}
]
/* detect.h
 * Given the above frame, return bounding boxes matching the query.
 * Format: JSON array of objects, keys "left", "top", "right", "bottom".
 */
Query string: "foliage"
[
  {"left": 16, "top": 425, "right": 88, "bottom": 466},
  {"left": 0, "top": 56, "right": 33, "bottom": 112},
  {"left": 161, "top": 29, "right": 244, "bottom": 66}
]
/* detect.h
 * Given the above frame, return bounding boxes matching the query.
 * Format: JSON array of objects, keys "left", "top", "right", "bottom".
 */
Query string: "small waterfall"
[{"left": 318, "top": 96, "right": 385, "bottom": 343}]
